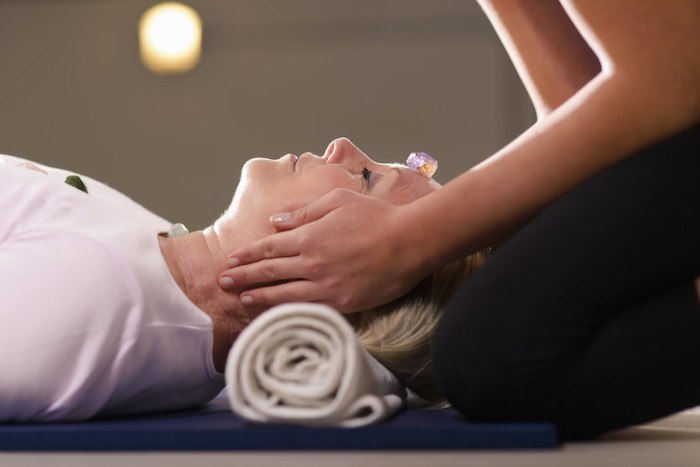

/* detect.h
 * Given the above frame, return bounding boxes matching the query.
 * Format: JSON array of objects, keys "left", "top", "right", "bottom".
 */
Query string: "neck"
[{"left": 158, "top": 227, "right": 261, "bottom": 372}]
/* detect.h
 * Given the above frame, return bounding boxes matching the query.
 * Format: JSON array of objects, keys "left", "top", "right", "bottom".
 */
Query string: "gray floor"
[{"left": 2, "top": 408, "right": 700, "bottom": 467}]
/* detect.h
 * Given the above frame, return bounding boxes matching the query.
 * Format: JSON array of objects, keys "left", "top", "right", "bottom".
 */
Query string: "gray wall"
[{"left": 0, "top": 0, "right": 534, "bottom": 229}]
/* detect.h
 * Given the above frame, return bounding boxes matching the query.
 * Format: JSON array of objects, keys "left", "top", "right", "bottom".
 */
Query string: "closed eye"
[{"left": 361, "top": 165, "right": 372, "bottom": 189}]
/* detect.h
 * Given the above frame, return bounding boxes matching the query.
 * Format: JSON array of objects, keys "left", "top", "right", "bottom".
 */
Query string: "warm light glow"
[{"left": 139, "top": 2, "right": 202, "bottom": 75}]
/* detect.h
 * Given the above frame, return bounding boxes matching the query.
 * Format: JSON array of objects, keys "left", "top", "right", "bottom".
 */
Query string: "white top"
[{"left": 0, "top": 154, "right": 224, "bottom": 422}]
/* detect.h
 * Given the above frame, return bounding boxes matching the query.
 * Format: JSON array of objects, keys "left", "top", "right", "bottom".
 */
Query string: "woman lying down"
[{"left": 0, "top": 138, "right": 485, "bottom": 422}]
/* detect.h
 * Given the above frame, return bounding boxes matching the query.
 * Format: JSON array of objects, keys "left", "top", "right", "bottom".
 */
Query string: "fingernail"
[
  {"left": 270, "top": 213, "right": 290, "bottom": 224},
  {"left": 219, "top": 276, "right": 234, "bottom": 288},
  {"left": 241, "top": 295, "right": 255, "bottom": 305},
  {"left": 227, "top": 257, "right": 239, "bottom": 267}
]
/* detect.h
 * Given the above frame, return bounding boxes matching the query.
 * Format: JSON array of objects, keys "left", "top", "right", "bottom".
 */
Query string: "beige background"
[{"left": 0, "top": 0, "right": 534, "bottom": 229}]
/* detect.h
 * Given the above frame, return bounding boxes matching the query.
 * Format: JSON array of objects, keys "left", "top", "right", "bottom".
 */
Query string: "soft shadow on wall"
[{"left": 0, "top": 0, "right": 533, "bottom": 229}]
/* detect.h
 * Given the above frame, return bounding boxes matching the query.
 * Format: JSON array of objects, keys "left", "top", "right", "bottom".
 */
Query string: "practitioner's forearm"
[
  {"left": 477, "top": 0, "right": 601, "bottom": 118},
  {"left": 400, "top": 71, "right": 700, "bottom": 270}
]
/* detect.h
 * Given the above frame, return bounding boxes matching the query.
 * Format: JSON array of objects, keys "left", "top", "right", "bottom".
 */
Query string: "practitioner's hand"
[{"left": 218, "top": 188, "right": 427, "bottom": 313}]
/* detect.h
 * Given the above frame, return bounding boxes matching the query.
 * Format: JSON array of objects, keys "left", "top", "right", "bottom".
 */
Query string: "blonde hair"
[{"left": 348, "top": 251, "right": 488, "bottom": 405}]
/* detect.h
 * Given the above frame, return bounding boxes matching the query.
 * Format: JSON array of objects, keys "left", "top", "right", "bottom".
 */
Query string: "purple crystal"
[{"left": 406, "top": 152, "right": 438, "bottom": 177}]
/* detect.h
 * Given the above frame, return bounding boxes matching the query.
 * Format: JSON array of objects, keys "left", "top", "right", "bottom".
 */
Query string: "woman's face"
[{"left": 222, "top": 137, "right": 440, "bottom": 238}]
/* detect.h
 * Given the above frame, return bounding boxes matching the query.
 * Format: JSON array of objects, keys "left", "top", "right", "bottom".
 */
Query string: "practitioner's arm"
[
  {"left": 221, "top": 0, "right": 700, "bottom": 312},
  {"left": 476, "top": 0, "right": 601, "bottom": 118},
  {"left": 398, "top": 0, "right": 700, "bottom": 267}
]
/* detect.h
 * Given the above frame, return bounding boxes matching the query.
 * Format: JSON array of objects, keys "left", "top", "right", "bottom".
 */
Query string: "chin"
[
  {"left": 238, "top": 159, "right": 269, "bottom": 189},
  {"left": 242, "top": 157, "right": 269, "bottom": 174}
]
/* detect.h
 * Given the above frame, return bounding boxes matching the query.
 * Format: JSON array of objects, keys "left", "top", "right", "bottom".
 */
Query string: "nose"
[{"left": 324, "top": 137, "right": 362, "bottom": 165}]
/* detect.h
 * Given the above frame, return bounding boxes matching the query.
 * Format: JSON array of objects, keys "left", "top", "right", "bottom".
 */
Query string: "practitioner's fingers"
[
  {"left": 223, "top": 229, "right": 301, "bottom": 269},
  {"left": 237, "top": 280, "right": 326, "bottom": 308},
  {"left": 219, "top": 256, "right": 304, "bottom": 291},
  {"left": 221, "top": 188, "right": 416, "bottom": 312},
  {"left": 268, "top": 188, "right": 361, "bottom": 231},
  {"left": 224, "top": 190, "right": 360, "bottom": 269}
]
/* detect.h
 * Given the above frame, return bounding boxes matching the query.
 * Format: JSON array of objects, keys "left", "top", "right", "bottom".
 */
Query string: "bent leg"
[
  {"left": 433, "top": 123, "right": 700, "bottom": 439},
  {"left": 555, "top": 281, "right": 700, "bottom": 439}
]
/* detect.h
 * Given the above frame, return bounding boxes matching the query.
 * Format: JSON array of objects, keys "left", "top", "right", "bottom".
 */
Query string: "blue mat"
[{"left": 0, "top": 403, "right": 559, "bottom": 451}]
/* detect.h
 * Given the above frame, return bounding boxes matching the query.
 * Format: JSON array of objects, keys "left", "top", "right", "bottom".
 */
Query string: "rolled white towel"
[{"left": 225, "top": 303, "right": 406, "bottom": 427}]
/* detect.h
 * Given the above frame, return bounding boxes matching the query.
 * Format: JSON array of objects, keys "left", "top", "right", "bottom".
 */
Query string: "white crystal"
[{"left": 168, "top": 223, "right": 189, "bottom": 238}]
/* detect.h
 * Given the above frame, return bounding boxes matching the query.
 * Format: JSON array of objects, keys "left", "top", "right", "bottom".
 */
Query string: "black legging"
[{"left": 432, "top": 123, "right": 700, "bottom": 441}]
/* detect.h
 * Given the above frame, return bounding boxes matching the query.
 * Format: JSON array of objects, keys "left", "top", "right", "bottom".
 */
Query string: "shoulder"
[
  {"left": 562, "top": 0, "right": 700, "bottom": 124},
  {"left": 0, "top": 157, "right": 171, "bottom": 230}
]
